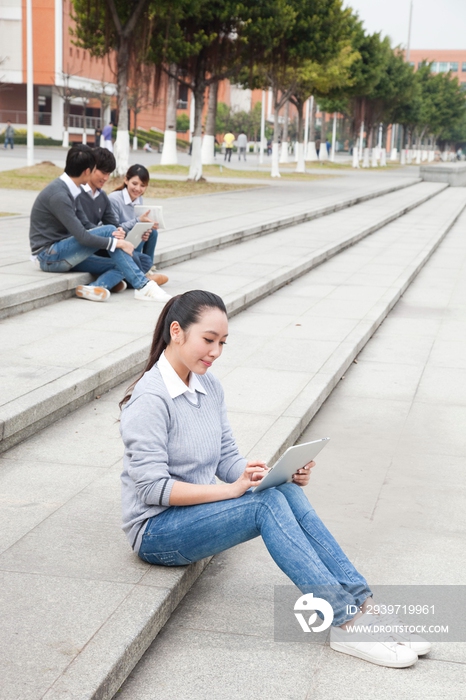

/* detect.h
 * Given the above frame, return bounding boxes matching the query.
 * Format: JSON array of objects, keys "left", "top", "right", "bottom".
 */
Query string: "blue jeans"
[
  {"left": 4, "top": 136, "right": 14, "bottom": 149},
  {"left": 135, "top": 228, "right": 157, "bottom": 262},
  {"left": 138, "top": 483, "right": 372, "bottom": 626},
  {"left": 37, "top": 225, "right": 148, "bottom": 290}
]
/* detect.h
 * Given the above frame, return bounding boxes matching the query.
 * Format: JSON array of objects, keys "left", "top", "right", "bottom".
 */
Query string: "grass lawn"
[
  {"left": 0, "top": 162, "right": 259, "bottom": 197},
  {"left": 149, "top": 163, "right": 333, "bottom": 180}
]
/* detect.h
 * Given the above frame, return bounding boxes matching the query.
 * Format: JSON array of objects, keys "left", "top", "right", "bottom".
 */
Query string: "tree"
[
  {"left": 160, "top": 63, "right": 179, "bottom": 164},
  {"left": 240, "top": 0, "right": 353, "bottom": 177},
  {"left": 71, "top": 0, "right": 152, "bottom": 173},
  {"left": 289, "top": 42, "right": 359, "bottom": 171},
  {"left": 150, "top": 0, "right": 245, "bottom": 180}
]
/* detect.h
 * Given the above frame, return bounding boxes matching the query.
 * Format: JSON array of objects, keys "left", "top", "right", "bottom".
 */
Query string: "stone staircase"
[{"left": 1, "top": 177, "right": 465, "bottom": 700}]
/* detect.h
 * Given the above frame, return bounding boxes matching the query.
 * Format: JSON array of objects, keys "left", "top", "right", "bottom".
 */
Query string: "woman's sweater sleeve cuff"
[{"left": 150, "top": 476, "right": 175, "bottom": 506}]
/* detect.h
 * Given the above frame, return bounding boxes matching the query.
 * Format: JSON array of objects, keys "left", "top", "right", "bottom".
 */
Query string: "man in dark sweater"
[
  {"left": 76, "top": 148, "right": 168, "bottom": 287},
  {"left": 29, "top": 145, "right": 171, "bottom": 302}
]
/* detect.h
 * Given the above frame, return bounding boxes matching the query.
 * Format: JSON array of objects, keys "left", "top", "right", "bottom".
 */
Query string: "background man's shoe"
[
  {"left": 146, "top": 272, "right": 169, "bottom": 286},
  {"left": 76, "top": 285, "right": 110, "bottom": 302},
  {"left": 134, "top": 280, "right": 171, "bottom": 302},
  {"left": 110, "top": 280, "right": 127, "bottom": 293}
]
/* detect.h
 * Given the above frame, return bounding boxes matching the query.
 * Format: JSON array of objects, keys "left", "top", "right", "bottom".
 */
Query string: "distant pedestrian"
[
  {"left": 3, "top": 121, "right": 14, "bottom": 149},
  {"left": 266, "top": 138, "right": 272, "bottom": 156},
  {"left": 237, "top": 131, "right": 247, "bottom": 161},
  {"left": 223, "top": 131, "right": 235, "bottom": 162},
  {"left": 102, "top": 122, "right": 113, "bottom": 152},
  {"left": 143, "top": 142, "right": 153, "bottom": 152}
]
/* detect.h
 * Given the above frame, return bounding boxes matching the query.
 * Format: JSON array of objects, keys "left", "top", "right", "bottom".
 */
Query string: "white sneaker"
[
  {"left": 330, "top": 612, "right": 418, "bottom": 668},
  {"left": 377, "top": 612, "right": 432, "bottom": 656},
  {"left": 134, "top": 280, "right": 171, "bottom": 302},
  {"left": 76, "top": 285, "right": 110, "bottom": 302}
]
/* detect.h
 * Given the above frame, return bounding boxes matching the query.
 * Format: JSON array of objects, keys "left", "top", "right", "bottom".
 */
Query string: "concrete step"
[
  {"left": 0, "top": 177, "right": 420, "bottom": 320},
  {"left": 1, "top": 190, "right": 465, "bottom": 700},
  {"left": 0, "top": 183, "right": 451, "bottom": 453}
]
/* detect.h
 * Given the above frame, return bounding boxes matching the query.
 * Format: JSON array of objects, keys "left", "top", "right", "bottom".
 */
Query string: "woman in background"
[{"left": 109, "top": 164, "right": 168, "bottom": 286}]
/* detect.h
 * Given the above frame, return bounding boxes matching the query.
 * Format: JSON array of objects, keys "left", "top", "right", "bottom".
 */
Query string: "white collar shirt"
[
  {"left": 122, "top": 187, "right": 142, "bottom": 208},
  {"left": 157, "top": 351, "right": 207, "bottom": 404},
  {"left": 81, "top": 183, "right": 102, "bottom": 200},
  {"left": 60, "top": 172, "right": 82, "bottom": 199}
]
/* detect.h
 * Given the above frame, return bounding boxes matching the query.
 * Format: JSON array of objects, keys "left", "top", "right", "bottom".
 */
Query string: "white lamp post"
[
  {"left": 26, "top": 0, "right": 34, "bottom": 166},
  {"left": 259, "top": 90, "right": 265, "bottom": 164}
]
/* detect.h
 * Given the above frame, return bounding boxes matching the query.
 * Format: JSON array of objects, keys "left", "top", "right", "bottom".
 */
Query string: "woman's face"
[
  {"left": 125, "top": 175, "right": 147, "bottom": 201},
  {"left": 170, "top": 308, "right": 228, "bottom": 378}
]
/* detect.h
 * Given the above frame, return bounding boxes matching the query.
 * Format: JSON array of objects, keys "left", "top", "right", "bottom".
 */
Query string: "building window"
[
  {"left": 450, "top": 62, "right": 458, "bottom": 71},
  {"left": 438, "top": 62, "right": 448, "bottom": 72},
  {"left": 430, "top": 62, "right": 438, "bottom": 72},
  {"left": 177, "top": 84, "right": 189, "bottom": 109},
  {"left": 462, "top": 62, "right": 466, "bottom": 72}
]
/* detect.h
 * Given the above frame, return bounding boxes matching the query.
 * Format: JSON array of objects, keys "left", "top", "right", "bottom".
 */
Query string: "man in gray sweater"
[{"left": 29, "top": 144, "right": 170, "bottom": 302}]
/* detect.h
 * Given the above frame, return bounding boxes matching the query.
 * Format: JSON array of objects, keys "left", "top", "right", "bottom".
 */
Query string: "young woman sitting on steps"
[
  {"left": 109, "top": 163, "right": 169, "bottom": 287},
  {"left": 119, "top": 289, "right": 431, "bottom": 668}
]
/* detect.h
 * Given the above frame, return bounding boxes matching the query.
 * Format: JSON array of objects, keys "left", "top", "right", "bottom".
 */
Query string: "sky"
[{"left": 344, "top": 0, "right": 466, "bottom": 50}]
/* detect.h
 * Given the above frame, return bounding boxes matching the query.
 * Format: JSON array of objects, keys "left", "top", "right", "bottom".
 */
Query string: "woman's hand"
[
  {"left": 112, "top": 227, "right": 126, "bottom": 240},
  {"left": 292, "top": 460, "right": 315, "bottom": 488},
  {"left": 138, "top": 209, "right": 156, "bottom": 224},
  {"left": 141, "top": 229, "right": 152, "bottom": 241},
  {"left": 230, "top": 460, "right": 269, "bottom": 498}
]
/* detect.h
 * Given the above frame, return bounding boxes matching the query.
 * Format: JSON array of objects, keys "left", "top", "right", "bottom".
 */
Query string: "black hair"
[
  {"left": 64, "top": 144, "right": 96, "bottom": 178},
  {"left": 120, "top": 290, "right": 227, "bottom": 408},
  {"left": 92, "top": 146, "right": 116, "bottom": 174},
  {"left": 113, "top": 163, "right": 150, "bottom": 191}
]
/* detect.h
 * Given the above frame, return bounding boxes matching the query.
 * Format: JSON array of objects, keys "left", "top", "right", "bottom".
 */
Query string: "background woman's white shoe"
[
  {"left": 134, "top": 280, "right": 171, "bottom": 302},
  {"left": 330, "top": 613, "right": 418, "bottom": 668}
]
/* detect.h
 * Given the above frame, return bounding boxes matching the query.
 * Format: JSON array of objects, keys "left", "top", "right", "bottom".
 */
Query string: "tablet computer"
[
  {"left": 125, "top": 222, "right": 151, "bottom": 247},
  {"left": 252, "top": 438, "right": 330, "bottom": 493},
  {"left": 133, "top": 205, "right": 166, "bottom": 230}
]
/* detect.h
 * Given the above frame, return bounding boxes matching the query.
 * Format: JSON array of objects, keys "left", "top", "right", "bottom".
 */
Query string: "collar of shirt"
[
  {"left": 60, "top": 172, "right": 82, "bottom": 199},
  {"left": 157, "top": 351, "right": 207, "bottom": 400},
  {"left": 122, "top": 188, "right": 142, "bottom": 207},
  {"left": 81, "top": 183, "right": 102, "bottom": 200}
]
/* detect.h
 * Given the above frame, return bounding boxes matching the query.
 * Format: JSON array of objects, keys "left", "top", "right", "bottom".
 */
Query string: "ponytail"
[{"left": 119, "top": 290, "right": 227, "bottom": 408}]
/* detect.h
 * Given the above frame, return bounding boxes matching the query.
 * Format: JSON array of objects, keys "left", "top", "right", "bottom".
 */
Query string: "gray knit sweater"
[
  {"left": 29, "top": 178, "right": 115, "bottom": 254},
  {"left": 120, "top": 364, "right": 247, "bottom": 552}
]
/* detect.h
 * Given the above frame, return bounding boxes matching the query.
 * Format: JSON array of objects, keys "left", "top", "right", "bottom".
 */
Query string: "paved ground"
[
  {"left": 0, "top": 144, "right": 353, "bottom": 173},
  {"left": 116, "top": 204, "right": 466, "bottom": 700}
]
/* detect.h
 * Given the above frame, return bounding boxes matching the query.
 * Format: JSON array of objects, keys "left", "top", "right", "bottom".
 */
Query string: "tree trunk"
[
  {"left": 271, "top": 86, "right": 280, "bottom": 178},
  {"left": 188, "top": 81, "right": 206, "bottom": 181},
  {"left": 114, "top": 35, "right": 130, "bottom": 176},
  {"left": 202, "top": 80, "right": 218, "bottom": 165},
  {"left": 308, "top": 97, "right": 318, "bottom": 161},
  {"left": 295, "top": 101, "right": 305, "bottom": 173},
  {"left": 279, "top": 99, "right": 289, "bottom": 163},
  {"left": 62, "top": 98, "right": 70, "bottom": 148},
  {"left": 161, "top": 64, "right": 178, "bottom": 165}
]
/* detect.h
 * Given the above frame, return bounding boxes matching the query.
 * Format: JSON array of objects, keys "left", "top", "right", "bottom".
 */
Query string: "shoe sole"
[
  {"left": 76, "top": 286, "right": 110, "bottom": 302},
  {"left": 330, "top": 641, "right": 418, "bottom": 668},
  {"left": 134, "top": 295, "right": 170, "bottom": 302}
]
